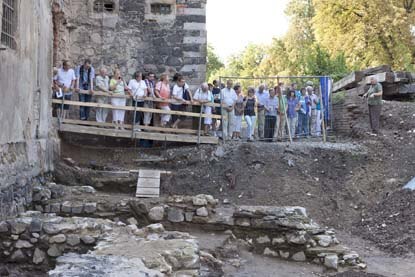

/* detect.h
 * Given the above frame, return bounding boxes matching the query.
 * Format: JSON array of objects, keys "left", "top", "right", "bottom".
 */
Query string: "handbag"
[{"left": 183, "top": 87, "right": 191, "bottom": 101}]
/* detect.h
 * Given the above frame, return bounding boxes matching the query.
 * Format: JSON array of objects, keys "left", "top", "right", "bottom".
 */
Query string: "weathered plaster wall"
[
  {"left": 58, "top": 0, "right": 207, "bottom": 87},
  {"left": 0, "top": 0, "right": 57, "bottom": 219}
]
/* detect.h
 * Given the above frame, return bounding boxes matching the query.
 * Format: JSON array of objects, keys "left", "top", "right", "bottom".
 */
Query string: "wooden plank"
[
  {"left": 362, "top": 72, "right": 395, "bottom": 84},
  {"left": 136, "top": 188, "right": 159, "bottom": 194},
  {"left": 52, "top": 99, "right": 221, "bottom": 119},
  {"left": 332, "top": 71, "right": 364, "bottom": 92},
  {"left": 362, "top": 65, "right": 392, "bottom": 75},
  {"left": 137, "top": 178, "right": 160, "bottom": 188},
  {"left": 58, "top": 124, "right": 219, "bottom": 144},
  {"left": 139, "top": 170, "right": 161, "bottom": 179},
  {"left": 76, "top": 89, "right": 222, "bottom": 108},
  {"left": 136, "top": 194, "right": 160, "bottom": 198},
  {"left": 59, "top": 118, "right": 198, "bottom": 135}
]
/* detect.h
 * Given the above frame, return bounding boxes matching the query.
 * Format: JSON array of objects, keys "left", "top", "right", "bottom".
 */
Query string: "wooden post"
[
  {"left": 283, "top": 95, "right": 292, "bottom": 143},
  {"left": 219, "top": 77, "right": 224, "bottom": 142},
  {"left": 59, "top": 94, "right": 65, "bottom": 130},
  {"left": 131, "top": 99, "right": 137, "bottom": 139}
]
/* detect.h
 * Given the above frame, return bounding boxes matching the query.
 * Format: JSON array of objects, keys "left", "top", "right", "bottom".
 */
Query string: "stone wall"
[
  {"left": 0, "top": 212, "right": 205, "bottom": 276},
  {"left": 55, "top": 0, "right": 207, "bottom": 88},
  {"left": 333, "top": 86, "right": 366, "bottom": 136},
  {"left": 0, "top": 0, "right": 58, "bottom": 220},
  {"left": 131, "top": 194, "right": 366, "bottom": 271}
]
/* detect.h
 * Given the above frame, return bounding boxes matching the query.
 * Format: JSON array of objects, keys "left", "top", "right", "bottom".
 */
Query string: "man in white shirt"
[
  {"left": 194, "top": 83, "right": 213, "bottom": 135},
  {"left": 221, "top": 80, "right": 237, "bottom": 140},
  {"left": 171, "top": 75, "right": 190, "bottom": 129},
  {"left": 128, "top": 71, "right": 148, "bottom": 129},
  {"left": 53, "top": 60, "right": 77, "bottom": 119},
  {"left": 255, "top": 84, "right": 269, "bottom": 139}
]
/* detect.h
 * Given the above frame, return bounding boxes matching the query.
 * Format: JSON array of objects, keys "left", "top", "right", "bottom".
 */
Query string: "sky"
[{"left": 206, "top": 0, "right": 290, "bottom": 62}]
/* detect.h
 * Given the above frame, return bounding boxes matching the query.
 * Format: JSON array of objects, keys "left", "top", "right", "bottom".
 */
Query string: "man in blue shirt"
[{"left": 76, "top": 59, "right": 95, "bottom": 120}]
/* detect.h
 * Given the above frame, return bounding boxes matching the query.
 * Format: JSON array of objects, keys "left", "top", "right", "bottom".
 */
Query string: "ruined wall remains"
[
  {"left": 0, "top": 0, "right": 57, "bottom": 220},
  {"left": 56, "top": 0, "right": 207, "bottom": 88},
  {"left": 332, "top": 86, "right": 366, "bottom": 136}
]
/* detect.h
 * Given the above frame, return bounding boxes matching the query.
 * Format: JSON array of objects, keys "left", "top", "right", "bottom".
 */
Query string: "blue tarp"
[{"left": 319, "top": 77, "right": 332, "bottom": 122}]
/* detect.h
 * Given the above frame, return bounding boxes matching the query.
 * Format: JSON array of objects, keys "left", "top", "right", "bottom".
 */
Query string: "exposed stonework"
[
  {"left": 127, "top": 195, "right": 366, "bottom": 271},
  {"left": 0, "top": 212, "right": 206, "bottom": 276},
  {"left": 0, "top": 0, "right": 58, "bottom": 220},
  {"left": 54, "top": 0, "right": 207, "bottom": 88}
]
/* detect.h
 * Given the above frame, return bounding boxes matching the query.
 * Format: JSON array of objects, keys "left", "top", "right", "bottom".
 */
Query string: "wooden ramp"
[{"left": 136, "top": 169, "right": 161, "bottom": 198}]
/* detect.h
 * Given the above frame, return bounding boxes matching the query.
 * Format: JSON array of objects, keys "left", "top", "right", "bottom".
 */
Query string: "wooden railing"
[{"left": 52, "top": 89, "right": 221, "bottom": 144}]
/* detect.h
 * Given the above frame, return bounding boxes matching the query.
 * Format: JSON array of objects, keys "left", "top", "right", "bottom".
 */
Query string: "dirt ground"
[{"left": 59, "top": 100, "right": 415, "bottom": 275}]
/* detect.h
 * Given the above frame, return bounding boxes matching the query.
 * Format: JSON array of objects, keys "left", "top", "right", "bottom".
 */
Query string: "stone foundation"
[
  {"left": 130, "top": 194, "right": 366, "bottom": 270},
  {"left": 0, "top": 212, "right": 204, "bottom": 276}
]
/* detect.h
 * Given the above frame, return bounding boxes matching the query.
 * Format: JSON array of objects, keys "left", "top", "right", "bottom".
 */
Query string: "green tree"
[
  {"left": 313, "top": 0, "right": 415, "bottom": 70},
  {"left": 206, "top": 44, "right": 224, "bottom": 82}
]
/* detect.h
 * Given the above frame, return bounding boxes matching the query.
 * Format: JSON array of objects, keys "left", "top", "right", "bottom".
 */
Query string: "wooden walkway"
[{"left": 52, "top": 90, "right": 220, "bottom": 144}]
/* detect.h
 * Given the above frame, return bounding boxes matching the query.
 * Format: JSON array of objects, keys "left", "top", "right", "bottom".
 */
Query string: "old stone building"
[
  {"left": 0, "top": 0, "right": 56, "bottom": 220},
  {"left": 53, "top": 0, "right": 207, "bottom": 87},
  {"left": 0, "top": 0, "right": 207, "bottom": 220}
]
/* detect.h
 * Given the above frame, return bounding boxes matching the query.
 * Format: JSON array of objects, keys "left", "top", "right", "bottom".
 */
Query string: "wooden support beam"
[
  {"left": 362, "top": 72, "right": 396, "bottom": 85},
  {"left": 333, "top": 71, "right": 364, "bottom": 92},
  {"left": 59, "top": 118, "right": 198, "bottom": 135},
  {"left": 52, "top": 99, "right": 221, "bottom": 119},
  {"left": 361, "top": 65, "right": 392, "bottom": 75},
  {"left": 77, "top": 90, "right": 222, "bottom": 108},
  {"left": 58, "top": 124, "right": 219, "bottom": 144}
]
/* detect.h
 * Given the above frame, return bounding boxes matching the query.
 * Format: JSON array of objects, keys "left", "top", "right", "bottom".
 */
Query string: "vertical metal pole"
[{"left": 197, "top": 104, "right": 203, "bottom": 146}]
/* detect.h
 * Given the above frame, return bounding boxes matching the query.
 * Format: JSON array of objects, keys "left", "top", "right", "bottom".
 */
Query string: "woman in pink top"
[{"left": 155, "top": 73, "right": 171, "bottom": 127}]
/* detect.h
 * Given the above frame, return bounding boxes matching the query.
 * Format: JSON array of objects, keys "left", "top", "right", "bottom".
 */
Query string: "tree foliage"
[
  {"left": 208, "top": 0, "right": 415, "bottom": 83},
  {"left": 206, "top": 44, "right": 224, "bottom": 82},
  {"left": 313, "top": 0, "right": 415, "bottom": 70}
]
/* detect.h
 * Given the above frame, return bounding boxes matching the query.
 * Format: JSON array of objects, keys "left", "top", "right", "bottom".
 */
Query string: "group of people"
[
  {"left": 52, "top": 59, "right": 325, "bottom": 141},
  {"left": 220, "top": 80, "right": 323, "bottom": 141},
  {"left": 52, "top": 59, "right": 214, "bottom": 133}
]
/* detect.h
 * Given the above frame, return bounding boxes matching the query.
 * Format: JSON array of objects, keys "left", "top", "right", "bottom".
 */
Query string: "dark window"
[
  {"left": 1, "top": 0, "right": 17, "bottom": 49},
  {"left": 94, "top": 0, "right": 115, "bottom": 13},
  {"left": 151, "top": 3, "right": 172, "bottom": 15}
]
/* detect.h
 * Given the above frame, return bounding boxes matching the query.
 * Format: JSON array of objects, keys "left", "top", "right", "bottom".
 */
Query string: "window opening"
[
  {"left": 94, "top": 0, "right": 115, "bottom": 13},
  {"left": 151, "top": 3, "right": 172, "bottom": 15},
  {"left": 1, "top": 0, "right": 17, "bottom": 49}
]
